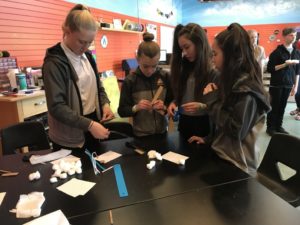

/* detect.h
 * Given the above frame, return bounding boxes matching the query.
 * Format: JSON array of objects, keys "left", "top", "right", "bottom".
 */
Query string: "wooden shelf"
[{"left": 99, "top": 27, "right": 143, "bottom": 34}]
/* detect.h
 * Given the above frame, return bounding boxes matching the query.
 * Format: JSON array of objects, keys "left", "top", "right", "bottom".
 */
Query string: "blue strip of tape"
[{"left": 113, "top": 164, "right": 128, "bottom": 197}]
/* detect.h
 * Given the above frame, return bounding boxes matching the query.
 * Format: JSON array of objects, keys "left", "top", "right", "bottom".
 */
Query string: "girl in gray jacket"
[{"left": 201, "top": 23, "right": 271, "bottom": 174}]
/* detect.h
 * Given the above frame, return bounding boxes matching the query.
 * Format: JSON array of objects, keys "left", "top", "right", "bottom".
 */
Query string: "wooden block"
[{"left": 151, "top": 86, "right": 164, "bottom": 104}]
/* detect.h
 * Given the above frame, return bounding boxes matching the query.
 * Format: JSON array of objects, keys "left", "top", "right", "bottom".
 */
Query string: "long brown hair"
[
  {"left": 171, "top": 23, "right": 213, "bottom": 104},
  {"left": 215, "top": 23, "right": 267, "bottom": 102}
]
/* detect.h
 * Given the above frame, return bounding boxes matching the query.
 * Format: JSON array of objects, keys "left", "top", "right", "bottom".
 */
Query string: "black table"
[
  {"left": 69, "top": 179, "right": 300, "bottom": 225},
  {"left": 0, "top": 132, "right": 297, "bottom": 224}
]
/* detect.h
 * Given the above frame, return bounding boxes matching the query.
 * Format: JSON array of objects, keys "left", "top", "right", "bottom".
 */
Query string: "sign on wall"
[
  {"left": 101, "top": 35, "right": 108, "bottom": 48},
  {"left": 160, "top": 25, "right": 174, "bottom": 53}
]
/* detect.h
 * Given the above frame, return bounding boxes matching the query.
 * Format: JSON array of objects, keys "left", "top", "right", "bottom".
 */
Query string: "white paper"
[
  {"left": 0, "top": 192, "right": 6, "bottom": 206},
  {"left": 96, "top": 151, "right": 121, "bottom": 164},
  {"left": 276, "top": 162, "right": 297, "bottom": 181},
  {"left": 30, "top": 149, "right": 71, "bottom": 165},
  {"left": 56, "top": 178, "right": 96, "bottom": 197},
  {"left": 23, "top": 210, "right": 70, "bottom": 225},
  {"left": 162, "top": 151, "right": 189, "bottom": 165}
]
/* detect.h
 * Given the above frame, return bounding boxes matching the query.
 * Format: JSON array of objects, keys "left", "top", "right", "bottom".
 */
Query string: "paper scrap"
[
  {"left": 96, "top": 151, "right": 121, "bottom": 164},
  {"left": 30, "top": 149, "right": 71, "bottom": 165},
  {"left": 23, "top": 210, "right": 69, "bottom": 225},
  {"left": 56, "top": 178, "right": 95, "bottom": 197},
  {"left": 0, "top": 192, "right": 6, "bottom": 206},
  {"left": 162, "top": 151, "right": 189, "bottom": 165}
]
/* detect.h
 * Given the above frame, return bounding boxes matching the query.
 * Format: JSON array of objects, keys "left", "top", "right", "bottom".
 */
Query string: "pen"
[{"left": 109, "top": 210, "right": 114, "bottom": 224}]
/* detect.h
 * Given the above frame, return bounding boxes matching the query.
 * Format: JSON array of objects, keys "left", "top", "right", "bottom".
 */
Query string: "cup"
[{"left": 16, "top": 73, "right": 27, "bottom": 90}]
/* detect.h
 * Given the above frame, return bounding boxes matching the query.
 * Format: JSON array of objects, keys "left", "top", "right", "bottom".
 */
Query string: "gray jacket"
[
  {"left": 203, "top": 74, "right": 271, "bottom": 174},
  {"left": 43, "top": 43, "right": 110, "bottom": 148}
]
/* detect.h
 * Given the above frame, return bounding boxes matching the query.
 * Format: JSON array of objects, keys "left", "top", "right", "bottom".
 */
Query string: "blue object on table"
[
  {"left": 113, "top": 164, "right": 128, "bottom": 197},
  {"left": 85, "top": 149, "right": 106, "bottom": 174},
  {"left": 173, "top": 107, "right": 182, "bottom": 122}
]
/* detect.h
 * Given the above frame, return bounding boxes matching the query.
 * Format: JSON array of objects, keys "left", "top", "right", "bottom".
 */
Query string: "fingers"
[
  {"left": 204, "top": 83, "right": 218, "bottom": 95},
  {"left": 188, "top": 136, "right": 205, "bottom": 144},
  {"left": 138, "top": 100, "right": 152, "bottom": 110},
  {"left": 100, "top": 129, "right": 110, "bottom": 140},
  {"left": 181, "top": 102, "right": 201, "bottom": 113},
  {"left": 188, "top": 136, "right": 198, "bottom": 143},
  {"left": 100, "top": 113, "right": 114, "bottom": 123},
  {"left": 152, "top": 100, "right": 164, "bottom": 110},
  {"left": 167, "top": 103, "right": 176, "bottom": 116},
  {"left": 90, "top": 122, "right": 110, "bottom": 139}
]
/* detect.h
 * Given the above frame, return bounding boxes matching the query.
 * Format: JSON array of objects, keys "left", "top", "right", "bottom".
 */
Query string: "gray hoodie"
[
  {"left": 43, "top": 43, "right": 110, "bottom": 148},
  {"left": 203, "top": 74, "right": 271, "bottom": 174}
]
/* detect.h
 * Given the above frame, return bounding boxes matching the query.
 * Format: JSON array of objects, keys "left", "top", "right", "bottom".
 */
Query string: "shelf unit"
[{"left": 99, "top": 27, "right": 143, "bottom": 34}]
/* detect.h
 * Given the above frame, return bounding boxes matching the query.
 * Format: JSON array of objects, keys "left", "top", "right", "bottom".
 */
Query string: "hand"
[
  {"left": 136, "top": 99, "right": 152, "bottom": 111},
  {"left": 167, "top": 102, "right": 177, "bottom": 117},
  {"left": 101, "top": 104, "right": 115, "bottom": 123},
  {"left": 152, "top": 100, "right": 165, "bottom": 111},
  {"left": 188, "top": 136, "right": 205, "bottom": 144},
  {"left": 181, "top": 102, "right": 206, "bottom": 113},
  {"left": 89, "top": 121, "right": 110, "bottom": 139},
  {"left": 203, "top": 83, "right": 218, "bottom": 95},
  {"left": 290, "top": 86, "right": 296, "bottom": 96}
]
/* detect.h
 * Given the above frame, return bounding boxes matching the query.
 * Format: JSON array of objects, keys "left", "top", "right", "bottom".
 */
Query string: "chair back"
[
  {"left": 122, "top": 58, "right": 138, "bottom": 76},
  {"left": 257, "top": 133, "right": 300, "bottom": 206},
  {"left": 103, "top": 121, "right": 133, "bottom": 140},
  {"left": 1, "top": 121, "right": 50, "bottom": 155}
]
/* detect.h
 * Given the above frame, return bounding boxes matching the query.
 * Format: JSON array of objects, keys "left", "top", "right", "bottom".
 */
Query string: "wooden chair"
[
  {"left": 256, "top": 133, "right": 300, "bottom": 207},
  {"left": 1, "top": 121, "right": 50, "bottom": 155}
]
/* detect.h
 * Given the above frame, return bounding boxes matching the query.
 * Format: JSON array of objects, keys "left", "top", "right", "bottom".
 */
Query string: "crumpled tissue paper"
[{"left": 10, "top": 192, "right": 45, "bottom": 218}]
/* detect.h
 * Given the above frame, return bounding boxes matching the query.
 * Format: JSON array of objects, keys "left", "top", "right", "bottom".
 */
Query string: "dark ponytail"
[{"left": 215, "top": 23, "right": 266, "bottom": 101}]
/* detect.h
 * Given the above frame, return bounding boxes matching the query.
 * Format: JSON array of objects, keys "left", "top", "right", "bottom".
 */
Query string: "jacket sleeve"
[
  {"left": 204, "top": 91, "right": 258, "bottom": 140},
  {"left": 43, "top": 60, "right": 91, "bottom": 131},
  {"left": 267, "top": 50, "right": 278, "bottom": 73},
  {"left": 98, "top": 79, "right": 110, "bottom": 106},
  {"left": 164, "top": 72, "right": 173, "bottom": 106},
  {"left": 118, "top": 78, "right": 135, "bottom": 117}
]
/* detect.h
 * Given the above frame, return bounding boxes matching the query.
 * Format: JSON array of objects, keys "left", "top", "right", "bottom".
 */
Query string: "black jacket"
[{"left": 267, "top": 44, "right": 300, "bottom": 87}]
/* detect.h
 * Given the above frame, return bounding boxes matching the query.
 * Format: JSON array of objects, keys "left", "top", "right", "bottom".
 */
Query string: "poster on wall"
[
  {"left": 160, "top": 25, "right": 174, "bottom": 53},
  {"left": 146, "top": 24, "right": 157, "bottom": 42}
]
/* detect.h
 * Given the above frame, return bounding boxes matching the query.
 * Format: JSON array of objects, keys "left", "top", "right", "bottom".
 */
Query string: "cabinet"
[{"left": 0, "top": 91, "right": 47, "bottom": 154}]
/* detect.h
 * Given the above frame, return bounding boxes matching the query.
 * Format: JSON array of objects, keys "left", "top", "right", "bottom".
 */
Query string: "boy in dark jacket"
[{"left": 266, "top": 27, "right": 300, "bottom": 136}]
